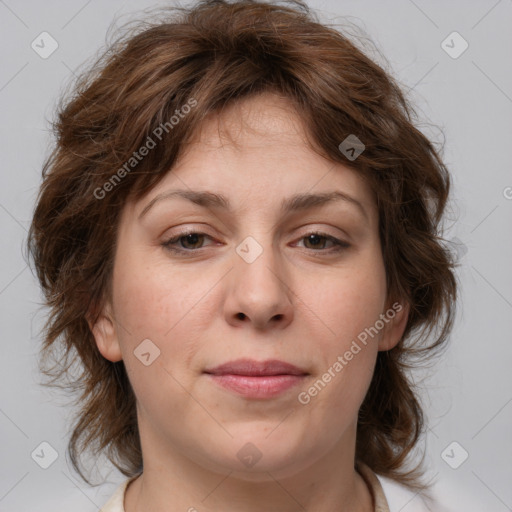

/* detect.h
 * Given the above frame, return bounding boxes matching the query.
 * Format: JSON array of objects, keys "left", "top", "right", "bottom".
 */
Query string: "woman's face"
[{"left": 92, "top": 92, "right": 408, "bottom": 480}]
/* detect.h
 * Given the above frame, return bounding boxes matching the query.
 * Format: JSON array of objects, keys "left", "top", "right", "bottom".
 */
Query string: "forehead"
[
  {"left": 187, "top": 92, "right": 310, "bottom": 149},
  {"left": 128, "top": 92, "right": 376, "bottom": 221}
]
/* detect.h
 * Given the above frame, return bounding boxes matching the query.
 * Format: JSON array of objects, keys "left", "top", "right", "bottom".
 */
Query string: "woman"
[{"left": 27, "top": 1, "right": 457, "bottom": 510}]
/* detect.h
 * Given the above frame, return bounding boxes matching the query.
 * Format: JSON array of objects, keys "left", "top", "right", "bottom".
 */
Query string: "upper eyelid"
[
  {"left": 164, "top": 226, "right": 348, "bottom": 240},
  {"left": 163, "top": 220, "right": 351, "bottom": 237}
]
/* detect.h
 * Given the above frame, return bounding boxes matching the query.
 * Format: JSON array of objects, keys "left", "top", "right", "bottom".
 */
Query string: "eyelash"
[{"left": 161, "top": 230, "right": 350, "bottom": 256}]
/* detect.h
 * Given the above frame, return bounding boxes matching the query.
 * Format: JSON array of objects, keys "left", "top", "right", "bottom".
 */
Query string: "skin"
[{"left": 90, "top": 92, "right": 409, "bottom": 512}]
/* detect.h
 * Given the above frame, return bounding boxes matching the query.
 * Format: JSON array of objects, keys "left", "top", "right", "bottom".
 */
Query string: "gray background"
[{"left": 1, "top": 0, "right": 511, "bottom": 510}]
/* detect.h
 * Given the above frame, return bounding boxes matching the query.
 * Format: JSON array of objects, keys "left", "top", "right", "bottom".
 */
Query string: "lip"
[
  {"left": 204, "top": 358, "right": 308, "bottom": 376},
  {"left": 204, "top": 358, "right": 309, "bottom": 399}
]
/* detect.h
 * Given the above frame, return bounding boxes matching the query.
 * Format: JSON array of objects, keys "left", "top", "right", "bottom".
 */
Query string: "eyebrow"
[{"left": 138, "top": 189, "right": 368, "bottom": 220}]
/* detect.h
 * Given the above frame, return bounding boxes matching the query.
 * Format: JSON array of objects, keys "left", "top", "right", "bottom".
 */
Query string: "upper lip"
[{"left": 204, "top": 358, "right": 308, "bottom": 376}]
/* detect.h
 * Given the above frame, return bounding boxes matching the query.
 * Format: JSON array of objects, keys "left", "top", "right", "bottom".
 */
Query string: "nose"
[{"left": 223, "top": 237, "right": 294, "bottom": 331}]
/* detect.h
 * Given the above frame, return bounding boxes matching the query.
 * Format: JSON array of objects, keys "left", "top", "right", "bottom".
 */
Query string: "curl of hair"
[{"left": 26, "top": 0, "right": 457, "bottom": 493}]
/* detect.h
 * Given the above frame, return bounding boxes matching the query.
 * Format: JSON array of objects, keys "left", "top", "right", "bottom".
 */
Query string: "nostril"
[{"left": 237, "top": 312, "right": 246, "bottom": 320}]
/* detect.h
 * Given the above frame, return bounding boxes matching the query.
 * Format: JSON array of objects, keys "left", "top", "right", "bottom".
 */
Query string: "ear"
[
  {"left": 378, "top": 300, "right": 410, "bottom": 352},
  {"left": 87, "top": 301, "right": 123, "bottom": 362}
]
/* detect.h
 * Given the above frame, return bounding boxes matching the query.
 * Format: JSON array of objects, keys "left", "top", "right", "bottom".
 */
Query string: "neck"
[{"left": 124, "top": 424, "right": 373, "bottom": 512}]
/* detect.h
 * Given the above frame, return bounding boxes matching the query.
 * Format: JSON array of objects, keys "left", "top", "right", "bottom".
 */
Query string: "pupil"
[
  {"left": 184, "top": 233, "right": 200, "bottom": 248},
  {"left": 308, "top": 234, "right": 321, "bottom": 247}
]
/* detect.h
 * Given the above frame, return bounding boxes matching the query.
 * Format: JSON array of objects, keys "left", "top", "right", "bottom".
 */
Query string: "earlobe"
[
  {"left": 87, "top": 302, "right": 123, "bottom": 362},
  {"left": 378, "top": 300, "right": 410, "bottom": 352}
]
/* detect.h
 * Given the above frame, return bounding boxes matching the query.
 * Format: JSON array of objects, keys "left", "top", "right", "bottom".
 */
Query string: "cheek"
[
  {"left": 309, "top": 254, "right": 387, "bottom": 350},
  {"left": 298, "top": 251, "right": 386, "bottom": 405},
  {"left": 111, "top": 250, "right": 216, "bottom": 376},
  {"left": 112, "top": 246, "right": 197, "bottom": 333},
  {"left": 110, "top": 255, "right": 201, "bottom": 413},
  {"left": 113, "top": 269, "right": 169, "bottom": 336}
]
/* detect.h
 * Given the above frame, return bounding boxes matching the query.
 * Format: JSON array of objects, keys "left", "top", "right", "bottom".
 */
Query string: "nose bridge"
[
  {"left": 227, "top": 229, "right": 293, "bottom": 328},
  {"left": 235, "top": 231, "right": 284, "bottom": 294}
]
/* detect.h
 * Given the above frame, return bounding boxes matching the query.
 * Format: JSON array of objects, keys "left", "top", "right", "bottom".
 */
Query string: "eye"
[
  {"left": 162, "top": 231, "right": 213, "bottom": 253},
  {"left": 295, "top": 232, "right": 350, "bottom": 253},
  {"left": 161, "top": 230, "right": 350, "bottom": 256}
]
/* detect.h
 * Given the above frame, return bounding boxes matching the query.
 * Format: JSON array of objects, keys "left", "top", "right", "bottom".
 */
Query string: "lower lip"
[{"left": 206, "top": 374, "right": 306, "bottom": 399}]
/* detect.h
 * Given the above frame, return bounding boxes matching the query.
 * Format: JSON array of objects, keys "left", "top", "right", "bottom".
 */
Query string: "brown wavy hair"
[{"left": 26, "top": 0, "right": 457, "bottom": 493}]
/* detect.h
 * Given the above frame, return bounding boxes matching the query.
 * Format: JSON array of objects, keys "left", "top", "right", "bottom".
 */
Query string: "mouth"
[{"left": 203, "top": 358, "right": 309, "bottom": 399}]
